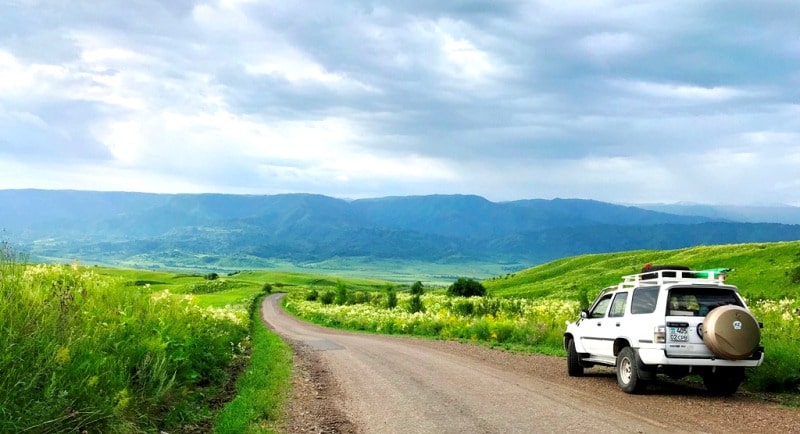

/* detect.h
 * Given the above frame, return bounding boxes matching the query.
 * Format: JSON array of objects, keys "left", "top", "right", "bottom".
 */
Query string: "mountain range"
[{"left": 2, "top": 189, "right": 800, "bottom": 272}]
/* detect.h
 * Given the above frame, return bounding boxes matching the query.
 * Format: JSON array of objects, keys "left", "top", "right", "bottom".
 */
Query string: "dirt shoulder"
[{"left": 283, "top": 340, "right": 359, "bottom": 434}]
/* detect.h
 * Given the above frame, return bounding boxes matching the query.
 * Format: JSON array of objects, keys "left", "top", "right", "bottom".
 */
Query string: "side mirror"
[{"left": 580, "top": 310, "right": 589, "bottom": 319}]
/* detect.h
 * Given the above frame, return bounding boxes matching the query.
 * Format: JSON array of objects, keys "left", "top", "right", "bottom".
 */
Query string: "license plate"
[{"left": 669, "top": 327, "right": 688, "bottom": 342}]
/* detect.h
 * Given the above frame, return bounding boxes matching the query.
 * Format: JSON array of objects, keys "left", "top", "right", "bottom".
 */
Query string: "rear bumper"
[{"left": 638, "top": 347, "right": 764, "bottom": 367}]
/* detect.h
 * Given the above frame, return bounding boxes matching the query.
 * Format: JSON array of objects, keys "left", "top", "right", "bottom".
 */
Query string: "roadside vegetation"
[
  {"left": 0, "top": 242, "right": 295, "bottom": 433},
  {"left": 213, "top": 295, "right": 293, "bottom": 433},
  {"left": 287, "top": 241, "right": 800, "bottom": 394}
]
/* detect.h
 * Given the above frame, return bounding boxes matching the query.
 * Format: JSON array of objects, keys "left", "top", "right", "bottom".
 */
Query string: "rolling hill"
[{"left": 484, "top": 241, "right": 800, "bottom": 300}]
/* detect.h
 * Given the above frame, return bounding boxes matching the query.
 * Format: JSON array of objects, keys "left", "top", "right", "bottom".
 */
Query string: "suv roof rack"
[{"left": 620, "top": 268, "right": 730, "bottom": 289}]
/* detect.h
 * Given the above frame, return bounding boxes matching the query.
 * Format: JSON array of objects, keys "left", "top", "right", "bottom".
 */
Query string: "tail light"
[{"left": 655, "top": 325, "right": 666, "bottom": 343}]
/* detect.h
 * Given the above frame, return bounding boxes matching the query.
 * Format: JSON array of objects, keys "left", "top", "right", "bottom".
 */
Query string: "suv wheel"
[
  {"left": 702, "top": 367, "right": 744, "bottom": 396},
  {"left": 567, "top": 339, "right": 584, "bottom": 377},
  {"left": 616, "top": 347, "right": 647, "bottom": 394}
]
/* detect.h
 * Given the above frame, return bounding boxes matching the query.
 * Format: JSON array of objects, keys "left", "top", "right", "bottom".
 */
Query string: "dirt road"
[{"left": 262, "top": 294, "right": 800, "bottom": 433}]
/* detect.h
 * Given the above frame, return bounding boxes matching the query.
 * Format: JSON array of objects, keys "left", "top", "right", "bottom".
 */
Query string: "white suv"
[{"left": 564, "top": 265, "right": 764, "bottom": 395}]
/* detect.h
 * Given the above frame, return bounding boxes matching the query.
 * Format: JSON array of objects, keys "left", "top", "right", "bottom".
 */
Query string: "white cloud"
[
  {"left": 439, "top": 32, "right": 497, "bottom": 82},
  {"left": 623, "top": 80, "right": 749, "bottom": 102}
]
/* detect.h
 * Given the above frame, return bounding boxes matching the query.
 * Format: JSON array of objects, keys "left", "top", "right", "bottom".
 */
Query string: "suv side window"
[
  {"left": 631, "top": 286, "right": 659, "bottom": 314},
  {"left": 609, "top": 292, "right": 628, "bottom": 317},
  {"left": 589, "top": 294, "right": 613, "bottom": 318}
]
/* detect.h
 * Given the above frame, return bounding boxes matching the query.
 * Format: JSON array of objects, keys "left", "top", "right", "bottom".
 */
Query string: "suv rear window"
[
  {"left": 631, "top": 286, "right": 658, "bottom": 314},
  {"left": 667, "top": 286, "right": 742, "bottom": 317}
]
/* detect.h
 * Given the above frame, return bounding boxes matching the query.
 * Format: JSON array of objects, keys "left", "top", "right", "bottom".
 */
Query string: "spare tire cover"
[{"left": 702, "top": 305, "right": 760, "bottom": 360}]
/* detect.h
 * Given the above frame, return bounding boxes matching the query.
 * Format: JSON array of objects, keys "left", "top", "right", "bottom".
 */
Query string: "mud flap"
[{"left": 634, "top": 348, "right": 656, "bottom": 381}]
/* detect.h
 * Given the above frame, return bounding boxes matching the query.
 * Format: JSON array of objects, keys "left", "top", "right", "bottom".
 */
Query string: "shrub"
[
  {"left": 789, "top": 265, "right": 800, "bottom": 284},
  {"left": 408, "top": 294, "right": 424, "bottom": 313},
  {"left": 577, "top": 285, "right": 591, "bottom": 310},
  {"left": 385, "top": 286, "right": 397, "bottom": 309},
  {"left": 320, "top": 290, "right": 334, "bottom": 305},
  {"left": 205, "top": 272, "right": 219, "bottom": 281},
  {"left": 410, "top": 281, "right": 424, "bottom": 295},
  {"left": 306, "top": 288, "right": 319, "bottom": 301},
  {"left": 351, "top": 291, "right": 369, "bottom": 304},
  {"left": 453, "top": 299, "right": 475, "bottom": 316},
  {"left": 188, "top": 279, "right": 229, "bottom": 294},
  {"left": 335, "top": 282, "right": 348, "bottom": 305},
  {"left": 262, "top": 282, "right": 272, "bottom": 294},
  {"left": 447, "top": 277, "right": 486, "bottom": 297}
]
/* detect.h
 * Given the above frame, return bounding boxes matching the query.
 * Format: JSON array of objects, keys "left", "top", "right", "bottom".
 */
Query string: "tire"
[
  {"left": 702, "top": 367, "right": 744, "bottom": 396},
  {"left": 641, "top": 264, "right": 690, "bottom": 273},
  {"left": 640, "top": 264, "right": 690, "bottom": 279},
  {"left": 702, "top": 306, "right": 760, "bottom": 360},
  {"left": 567, "top": 339, "right": 584, "bottom": 377},
  {"left": 616, "top": 347, "right": 647, "bottom": 394}
]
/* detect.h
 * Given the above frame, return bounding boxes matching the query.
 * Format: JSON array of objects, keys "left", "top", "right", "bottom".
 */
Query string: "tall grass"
[
  {"left": 0, "top": 249, "right": 249, "bottom": 432},
  {"left": 747, "top": 299, "right": 800, "bottom": 392}
]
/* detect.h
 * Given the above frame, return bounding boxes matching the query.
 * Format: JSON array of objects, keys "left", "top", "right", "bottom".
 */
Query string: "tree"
[
  {"left": 262, "top": 282, "right": 273, "bottom": 294},
  {"left": 447, "top": 277, "right": 486, "bottom": 297}
]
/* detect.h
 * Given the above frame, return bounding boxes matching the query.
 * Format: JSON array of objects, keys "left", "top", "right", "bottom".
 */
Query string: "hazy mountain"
[
  {"left": 2, "top": 189, "right": 799, "bottom": 270},
  {"left": 636, "top": 203, "right": 800, "bottom": 225}
]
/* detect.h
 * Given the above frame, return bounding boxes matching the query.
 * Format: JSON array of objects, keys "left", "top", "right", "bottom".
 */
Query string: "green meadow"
[{"left": 2, "top": 240, "right": 799, "bottom": 432}]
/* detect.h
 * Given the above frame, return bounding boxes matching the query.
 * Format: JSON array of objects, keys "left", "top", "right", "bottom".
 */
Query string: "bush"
[
  {"left": 188, "top": 279, "right": 230, "bottom": 294},
  {"left": 385, "top": 286, "right": 397, "bottom": 309},
  {"left": 351, "top": 291, "right": 369, "bottom": 304},
  {"left": 447, "top": 277, "right": 486, "bottom": 297},
  {"left": 306, "top": 288, "right": 319, "bottom": 301},
  {"left": 410, "top": 281, "right": 424, "bottom": 295},
  {"left": 335, "top": 282, "right": 348, "bottom": 305},
  {"left": 262, "top": 282, "right": 272, "bottom": 294},
  {"left": 576, "top": 285, "right": 591, "bottom": 310},
  {"left": 789, "top": 265, "right": 800, "bottom": 284},
  {"left": 205, "top": 272, "right": 219, "bottom": 281},
  {"left": 453, "top": 299, "right": 475, "bottom": 316},
  {"left": 320, "top": 290, "right": 334, "bottom": 305},
  {"left": 408, "top": 294, "right": 424, "bottom": 313}
]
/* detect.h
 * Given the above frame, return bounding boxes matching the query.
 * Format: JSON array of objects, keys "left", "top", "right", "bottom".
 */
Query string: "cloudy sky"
[{"left": 1, "top": 0, "right": 799, "bottom": 205}]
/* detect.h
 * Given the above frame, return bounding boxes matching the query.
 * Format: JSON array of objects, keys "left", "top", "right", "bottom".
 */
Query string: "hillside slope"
[{"left": 484, "top": 241, "right": 800, "bottom": 300}]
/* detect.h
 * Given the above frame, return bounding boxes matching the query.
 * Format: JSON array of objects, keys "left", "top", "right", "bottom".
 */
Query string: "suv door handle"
[{"left": 616, "top": 323, "right": 621, "bottom": 327}]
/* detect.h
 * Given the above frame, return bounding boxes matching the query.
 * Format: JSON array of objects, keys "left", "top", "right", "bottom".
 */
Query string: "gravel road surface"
[{"left": 262, "top": 294, "right": 800, "bottom": 433}]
